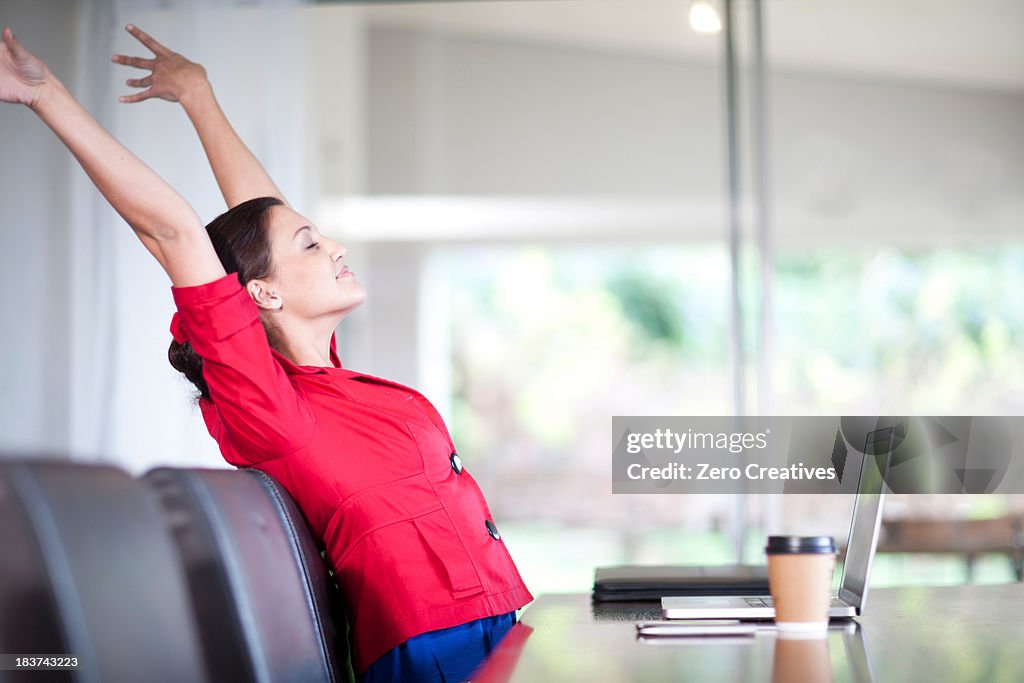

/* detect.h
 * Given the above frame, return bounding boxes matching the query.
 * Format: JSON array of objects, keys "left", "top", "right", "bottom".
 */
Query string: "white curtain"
[{"left": 65, "top": 0, "right": 307, "bottom": 473}]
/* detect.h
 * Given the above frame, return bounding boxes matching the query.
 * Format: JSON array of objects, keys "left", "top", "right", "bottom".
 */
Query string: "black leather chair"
[
  {"left": 0, "top": 459, "right": 209, "bottom": 683},
  {"left": 143, "top": 467, "right": 353, "bottom": 683}
]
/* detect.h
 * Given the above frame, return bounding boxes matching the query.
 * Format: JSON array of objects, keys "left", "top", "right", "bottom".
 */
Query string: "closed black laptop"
[{"left": 593, "top": 564, "right": 770, "bottom": 602}]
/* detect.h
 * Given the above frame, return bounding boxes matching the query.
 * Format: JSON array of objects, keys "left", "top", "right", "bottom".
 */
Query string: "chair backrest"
[
  {"left": 143, "top": 466, "right": 352, "bottom": 683},
  {"left": 0, "top": 459, "right": 209, "bottom": 683}
]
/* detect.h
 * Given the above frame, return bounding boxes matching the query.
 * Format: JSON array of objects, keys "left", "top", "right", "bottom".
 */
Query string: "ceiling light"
[{"left": 690, "top": 0, "right": 722, "bottom": 34}]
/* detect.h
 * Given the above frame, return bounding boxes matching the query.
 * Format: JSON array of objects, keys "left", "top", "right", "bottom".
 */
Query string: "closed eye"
[{"left": 307, "top": 242, "right": 320, "bottom": 250}]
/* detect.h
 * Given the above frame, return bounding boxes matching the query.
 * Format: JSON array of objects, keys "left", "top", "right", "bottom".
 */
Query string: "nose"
[{"left": 327, "top": 238, "right": 347, "bottom": 261}]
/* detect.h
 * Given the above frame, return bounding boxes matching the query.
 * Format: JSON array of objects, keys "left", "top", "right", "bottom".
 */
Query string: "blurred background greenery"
[{"left": 443, "top": 244, "right": 1024, "bottom": 594}]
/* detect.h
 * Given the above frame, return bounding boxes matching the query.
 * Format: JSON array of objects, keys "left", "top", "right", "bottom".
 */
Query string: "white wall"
[
  {"left": 362, "top": 26, "right": 1024, "bottom": 244},
  {"left": 367, "top": 27, "right": 726, "bottom": 198},
  {"left": 0, "top": 0, "right": 78, "bottom": 456}
]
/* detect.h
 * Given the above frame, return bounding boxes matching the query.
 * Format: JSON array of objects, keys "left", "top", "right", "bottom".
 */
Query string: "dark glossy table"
[{"left": 474, "top": 584, "right": 1024, "bottom": 682}]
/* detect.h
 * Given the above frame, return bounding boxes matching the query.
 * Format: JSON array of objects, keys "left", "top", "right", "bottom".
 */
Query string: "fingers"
[
  {"left": 3, "top": 27, "right": 45, "bottom": 72},
  {"left": 3, "top": 26, "right": 23, "bottom": 55},
  {"left": 125, "top": 76, "right": 153, "bottom": 88},
  {"left": 119, "top": 89, "right": 155, "bottom": 104},
  {"left": 111, "top": 54, "right": 154, "bottom": 70},
  {"left": 125, "top": 23, "right": 170, "bottom": 56},
  {"left": 5, "top": 27, "right": 32, "bottom": 60}
]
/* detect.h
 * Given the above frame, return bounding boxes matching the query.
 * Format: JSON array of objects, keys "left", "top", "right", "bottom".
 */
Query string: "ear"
[{"left": 247, "top": 280, "right": 282, "bottom": 311}]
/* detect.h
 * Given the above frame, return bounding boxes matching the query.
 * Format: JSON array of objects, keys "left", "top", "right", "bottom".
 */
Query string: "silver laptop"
[{"left": 662, "top": 425, "right": 894, "bottom": 621}]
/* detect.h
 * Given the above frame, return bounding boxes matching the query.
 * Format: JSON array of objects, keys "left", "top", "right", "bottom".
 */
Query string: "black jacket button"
[
  {"left": 450, "top": 451, "right": 463, "bottom": 475},
  {"left": 485, "top": 519, "right": 501, "bottom": 540}
]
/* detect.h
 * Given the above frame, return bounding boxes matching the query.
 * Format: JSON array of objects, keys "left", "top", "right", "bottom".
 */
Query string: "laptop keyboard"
[{"left": 744, "top": 597, "right": 774, "bottom": 607}]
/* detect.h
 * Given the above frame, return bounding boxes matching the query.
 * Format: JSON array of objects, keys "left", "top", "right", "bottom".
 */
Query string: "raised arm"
[
  {"left": 113, "top": 24, "right": 288, "bottom": 209},
  {"left": 1, "top": 27, "right": 225, "bottom": 288}
]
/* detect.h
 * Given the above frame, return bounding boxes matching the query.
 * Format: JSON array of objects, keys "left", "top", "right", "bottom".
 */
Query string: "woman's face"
[{"left": 262, "top": 204, "right": 366, "bottom": 322}]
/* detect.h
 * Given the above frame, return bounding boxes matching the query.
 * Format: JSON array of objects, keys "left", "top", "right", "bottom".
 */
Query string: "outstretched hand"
[
  {"left": 113, "top": 24, "right": 207, "bottom": 104},
  {"left": 0, "top": 27, "right": 52, "bottom": 108}
]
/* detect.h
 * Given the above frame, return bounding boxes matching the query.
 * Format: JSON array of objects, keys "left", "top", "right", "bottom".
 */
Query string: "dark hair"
[{"left": 168, "top": 196, "right": 283, "bottom": 401}]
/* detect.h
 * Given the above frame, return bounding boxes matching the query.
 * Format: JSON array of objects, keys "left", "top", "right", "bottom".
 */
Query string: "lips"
[{"left": 336, "top": 265, "right": 351, "bottom": 279}]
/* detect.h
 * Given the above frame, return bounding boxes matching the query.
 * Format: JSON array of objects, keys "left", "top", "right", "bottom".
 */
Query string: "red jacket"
[{"left": 171, "top": 273, "right": 533, "bottom": 674}]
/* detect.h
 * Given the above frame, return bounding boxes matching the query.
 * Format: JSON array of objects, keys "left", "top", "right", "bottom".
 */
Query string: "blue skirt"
[{"left": 360, "top": 611, "right": 518, "bottom": 683}]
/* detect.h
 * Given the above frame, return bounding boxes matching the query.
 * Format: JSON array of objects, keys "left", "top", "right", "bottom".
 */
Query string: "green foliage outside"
[{"left": 443, "top": 242, "right": 1024, "bottom": 593}]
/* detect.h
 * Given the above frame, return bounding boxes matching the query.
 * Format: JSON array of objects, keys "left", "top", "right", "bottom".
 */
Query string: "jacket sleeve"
[{"left": 171, "top": 272, "right": 316, "bottom": 464}]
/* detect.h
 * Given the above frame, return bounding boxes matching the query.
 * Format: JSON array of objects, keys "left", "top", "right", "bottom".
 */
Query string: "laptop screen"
[{"left": 838, "top": 426, "right": 893, "bottom": 606}]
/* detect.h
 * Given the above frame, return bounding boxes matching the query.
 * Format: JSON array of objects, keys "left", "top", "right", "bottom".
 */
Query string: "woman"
[{"left": 0, "top": 23, "right": 532, "bottom": 682}]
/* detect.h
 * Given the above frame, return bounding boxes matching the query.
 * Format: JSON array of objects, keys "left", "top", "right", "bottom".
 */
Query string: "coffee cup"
[{"left": 765, "top": 535, "right": 837, "bottom": 632}]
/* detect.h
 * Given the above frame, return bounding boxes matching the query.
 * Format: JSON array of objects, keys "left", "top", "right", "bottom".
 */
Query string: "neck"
[{"left": 267, "top": 316, "right": 337, "bottom": 368}]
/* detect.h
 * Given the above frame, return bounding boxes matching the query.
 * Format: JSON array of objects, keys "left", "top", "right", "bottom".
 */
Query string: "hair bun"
[{"left": 168, "top": 339, "right": 209, "bottom": 401}]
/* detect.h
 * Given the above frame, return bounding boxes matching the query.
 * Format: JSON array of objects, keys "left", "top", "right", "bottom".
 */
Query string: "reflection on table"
[{"left": 474, "top": 584, "right": 1024, "bottom": 682}]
